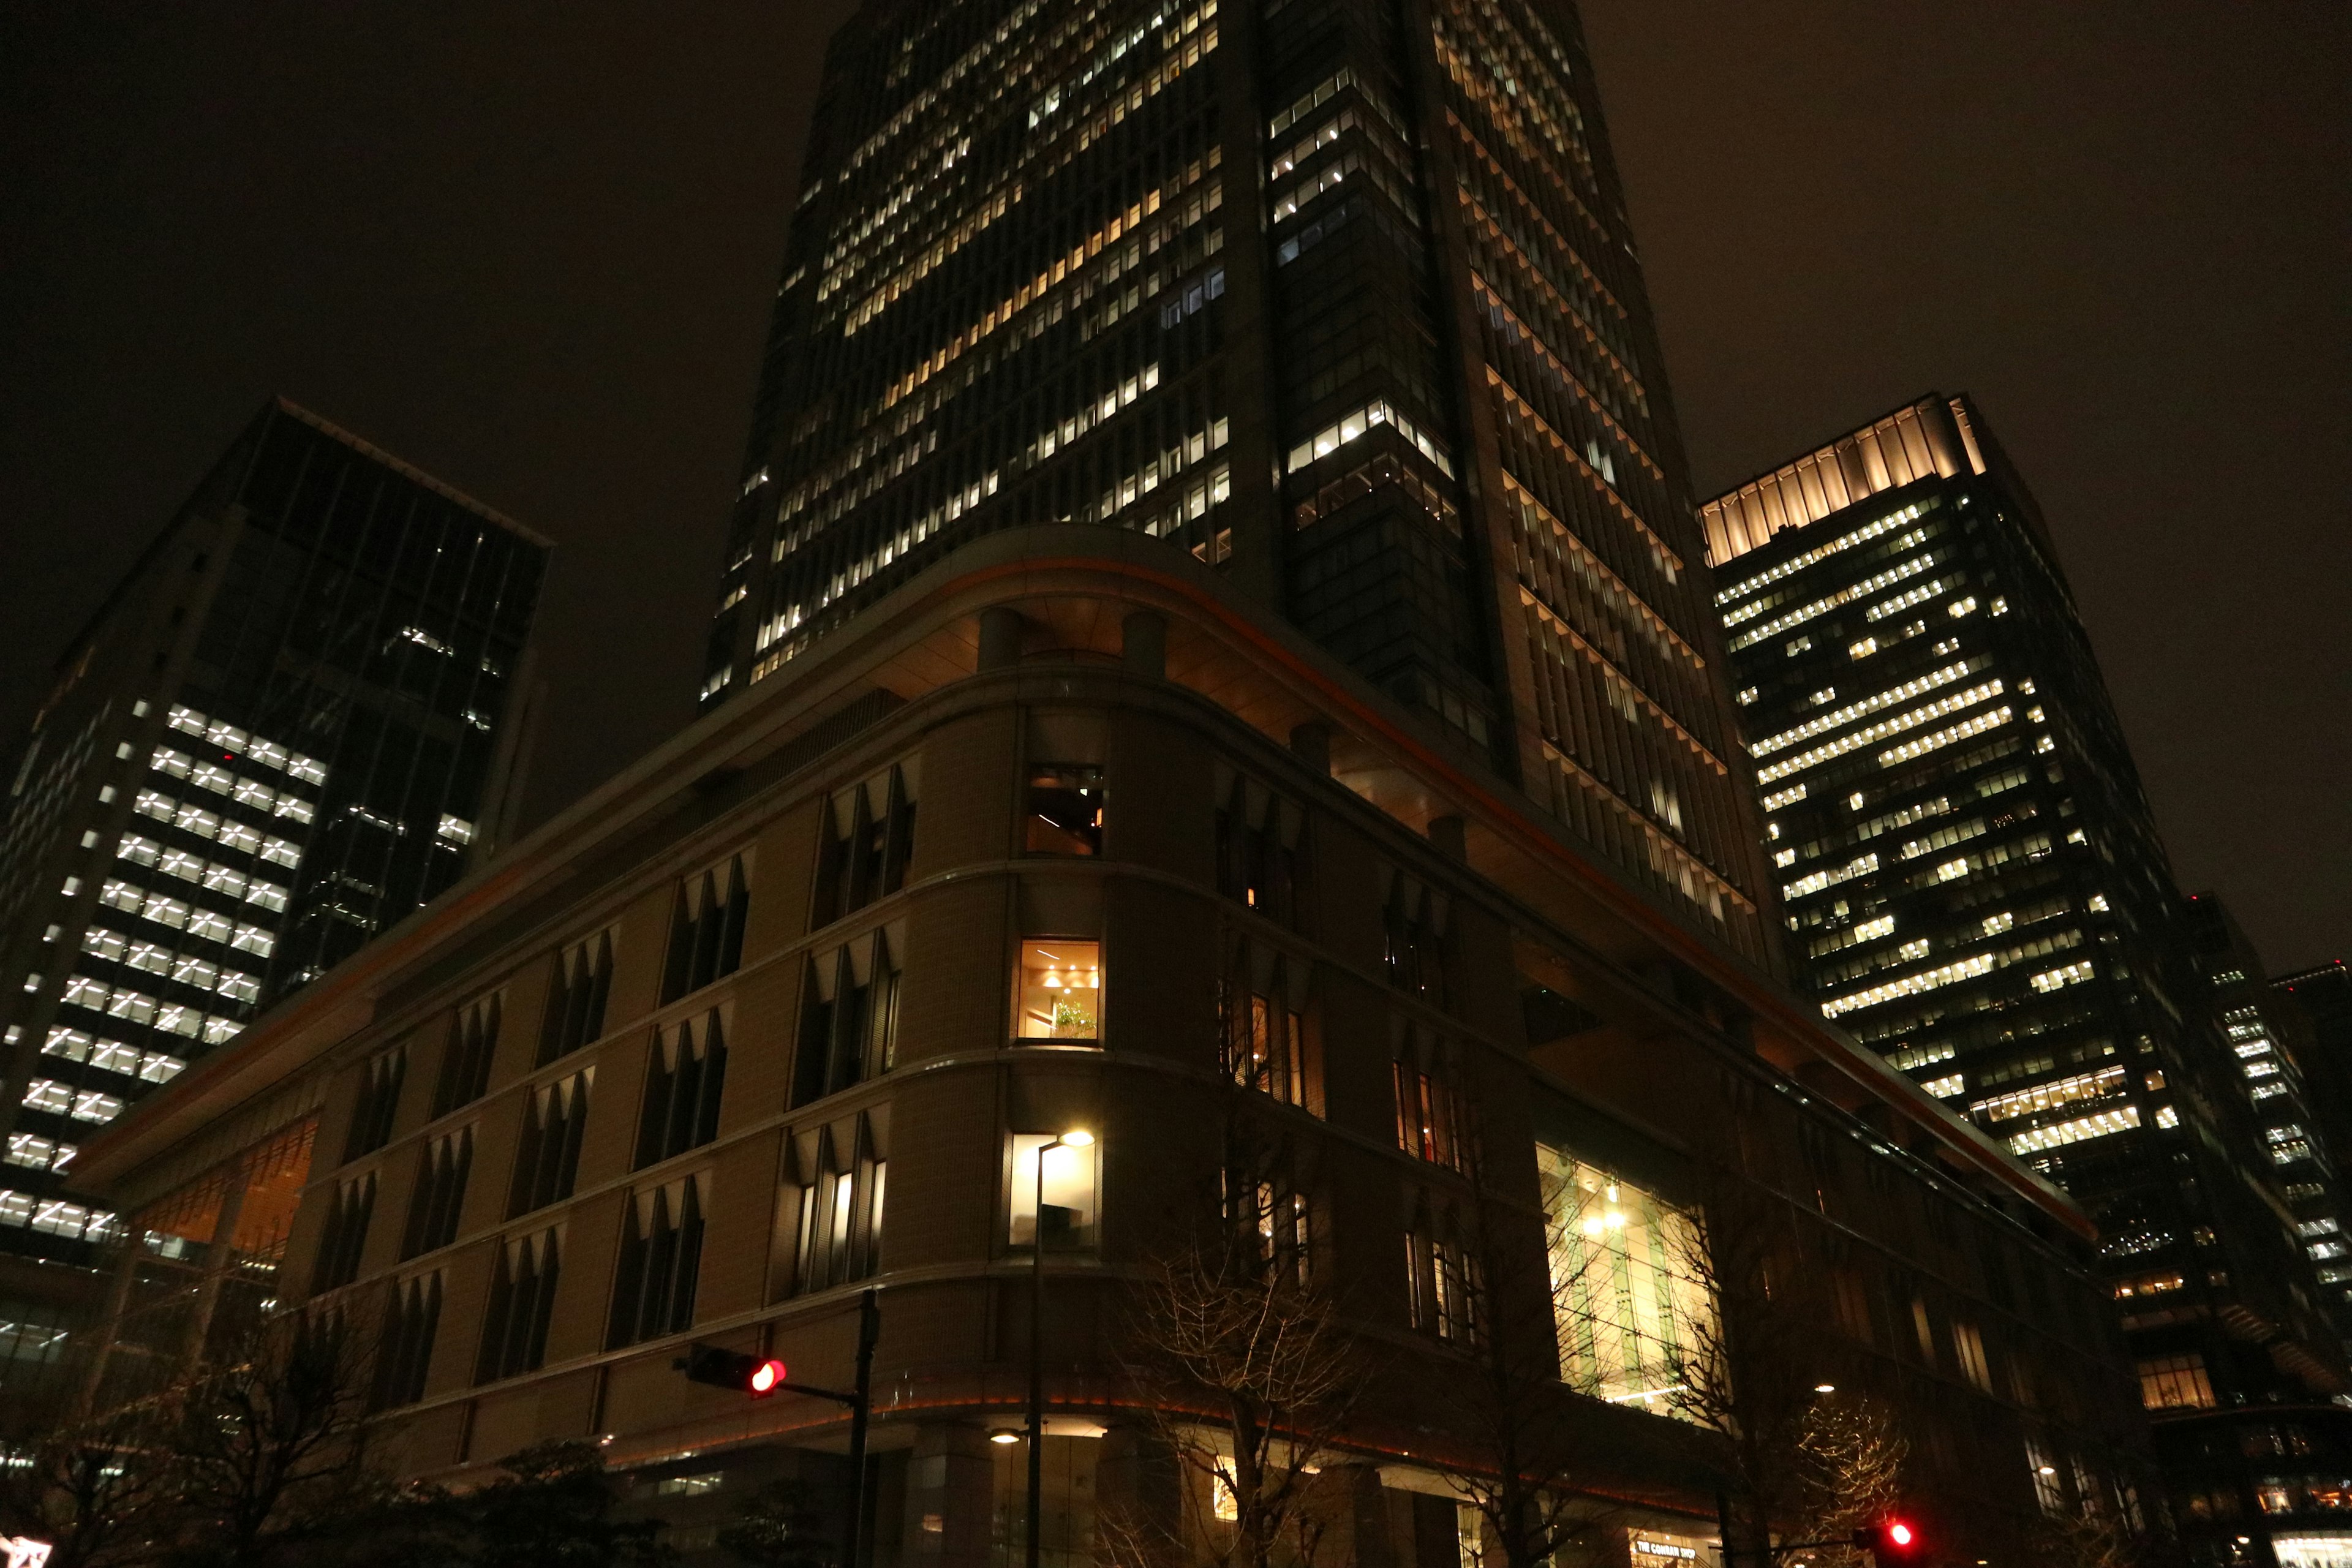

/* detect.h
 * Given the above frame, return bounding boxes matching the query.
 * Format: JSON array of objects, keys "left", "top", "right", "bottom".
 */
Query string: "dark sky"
[{"left": 2, "top": 4, "right": 2344, "bottom": 969}]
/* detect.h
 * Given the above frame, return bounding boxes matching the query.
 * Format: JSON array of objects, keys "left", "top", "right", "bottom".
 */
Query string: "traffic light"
[
  {"left": 1852, "top": 1520, "right": 1923, "bottom": 1561},
  {"left": 676, "top": 1344, "right": 788, "bottom": 1398}
]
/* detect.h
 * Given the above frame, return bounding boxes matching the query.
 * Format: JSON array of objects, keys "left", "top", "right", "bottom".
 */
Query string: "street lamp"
[{"left": 1028, "top": 1129, "right": 1093, "bottom": 1568}]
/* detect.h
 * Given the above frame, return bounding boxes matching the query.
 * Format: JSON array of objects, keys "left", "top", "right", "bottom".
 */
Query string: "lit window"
[
  {"left": 1016, "top": 940, "right": 1101, "bottom": 1041},
  {"left": 1539, "top": 1148, "right": 1712, "bottom": 1418},
  {"left": 2008, "top": 1104, "right": 2141, "bottom": 1155},
  {"left": 2145, "top": 1354, "right": 2211, "bottom": 1410},
  {"left": 1009, "top": 1133, "right": 1098, "bottom": 1248}
]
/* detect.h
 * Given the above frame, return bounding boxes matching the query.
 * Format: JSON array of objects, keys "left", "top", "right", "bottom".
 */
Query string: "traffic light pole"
[
  {"left": 677, "top": 1288, "right": 881, "bottom": 1568},
  {"left": 842, "top": 1288, "right": 879, "bottom": 1568}
]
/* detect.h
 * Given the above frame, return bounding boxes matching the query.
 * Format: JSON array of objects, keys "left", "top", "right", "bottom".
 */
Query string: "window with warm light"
[
  {"left": 1539, "top": 1146, "right": 1713, "bottom": 1417},
  {"left": 2136, "top": 1351, "right": 2217, "bottom": 1411},
  {"left": 1009, "top": 1133, "right": 1098, "bottom": 1249},
  {"left": 1016, "top": 940, "right": 1101, "bottom": 1042}
]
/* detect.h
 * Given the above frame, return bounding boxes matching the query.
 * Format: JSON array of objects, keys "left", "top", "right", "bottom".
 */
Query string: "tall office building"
[
  {"left": 699, "top": 0, "right": 1779, "bottom": 967},
  {"left": 2186, "top": 894, "right": 2352, "bottom": 1330},
  {"left": 2278, "top": 960, "right": 2352, "bottom": 1167},
  {"left": 0, "top": 400, "right": 546, "bottom": 1306},
  {"left": 1704, "top": 395, "right": 2345, "bottom": 1565}
]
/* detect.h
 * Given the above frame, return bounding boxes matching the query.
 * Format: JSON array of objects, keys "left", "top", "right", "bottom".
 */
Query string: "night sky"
[{"left": 2, "top": 4, "right": 2343, "bottom": 968}]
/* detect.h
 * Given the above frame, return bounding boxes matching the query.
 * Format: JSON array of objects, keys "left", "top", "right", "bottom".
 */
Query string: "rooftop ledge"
[{"left": 73, "top": 523, "right": 2088, "bottom": 1240}]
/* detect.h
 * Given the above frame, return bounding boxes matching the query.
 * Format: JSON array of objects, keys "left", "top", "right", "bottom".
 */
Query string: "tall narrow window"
[
  {"left": 401, "top": 1126, "right": 473, "bottom": 1259},
  {"left": 344, "top": 1046, "right": 407, "bottom": 1162},
  {"left": 1538, "top": 1147, "right": 1713, "bottom": 1418},
  {"left": 539, "top": 929, "right": 614, "bottom": 1065},
  {"left": 1404, "top": 1199, "right": 1480, "bottom": 1346},
  {"left": 636, "top": 1010, "right": 729, "bottom": 1168},
  {"left": 1016, "top": 939, "right": 1101, "bottom": 1043},
  {"left": 785, "top": 1114, "right": 888, "bottom": 1296},
  {"left": 1216, "top": 765, "right": 1308, "bottom": 929},
  {"left": 1009, "top": 1132, "right": 1099, "bottom": 1251},
  {"left": 661, "top": 854, "right": 753, "bottom": 1003},
  {"left": 607, "top": 1174, "right": 707, "bottom": 1348},
  {"left": 1221, "top": 937, "right": 1319, "bottom": 1114},
  {"left": 811, "top": 760, "right": 919, "bottom": 928},
  {"left": 431, "top": 993, "right": 502, "bottom": 1117},
  {"left": 310, "top": 1172, "right": 377, "bottom": 1294},
  {"left": 1027, "top": 764, "right": 1106, "bottom": 855},
  {"left": 1392, "top": 1023, "right": 1468, "bottom": 1172},
  {"left": 476, "top": 1227, "right": 562, "bottom": 1384},
  {"left": 371, "top": 1271, "right": 443, "bottom": 1410},
  {"left": 1224, "top": 1146, "right": 1316, "bottom": 1290},
  {"left": 508, "top": 1069, "right": 593, "bottom": 1217},
  {"left": 1382, "top": 870, "right": 1449, "bottom": 1007},
  {"left": 793, "top": 925, "right": 905, "bottom": 1106}
]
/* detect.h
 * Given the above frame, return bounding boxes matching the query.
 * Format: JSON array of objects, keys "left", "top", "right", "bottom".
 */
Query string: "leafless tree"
[
  {"left": 1664, "top": 1171, "right": 1909, "bottom": 1568},
  {"left": 149, "top": 1308, "right": 393, "bottom": 1568},
  {"left": 1430, "top": 1169, "right": 1623, "bottom": 1568},
  {"left": 0, "top": 1394, "right": 181, "bottom": 1568},
  {"left": 2022, "top": 1506, "right": 2148, "bottom": 1568},
  {"left": 1106, "top": 1115, "right": 1363, "bottom": 1568}
]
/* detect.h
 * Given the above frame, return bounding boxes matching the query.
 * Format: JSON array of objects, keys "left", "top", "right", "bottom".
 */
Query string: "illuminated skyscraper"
[
  {"left": 0, "top": 400, "right": 546, "bottom": 1293},
  {"left": 699, "top": 0, "right": 1777, "bottom": 965},
  {"left": 1705, "top": 395, "right": 2348, "bottom": 1561}
]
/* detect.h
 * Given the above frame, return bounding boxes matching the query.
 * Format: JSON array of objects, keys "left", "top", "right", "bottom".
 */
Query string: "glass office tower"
[
  {"left": 698, "top": 0, "right": 1777, "bottom": 966},
  {"left": 2186, "top": 894, "right": 2352, "bottom": 1333},
  {"left": 0, "top": 399, "right": 548, "bottom": 1283},
  {"left": 1703, "top": 394, "right": 2346, "bottom": 1565}
]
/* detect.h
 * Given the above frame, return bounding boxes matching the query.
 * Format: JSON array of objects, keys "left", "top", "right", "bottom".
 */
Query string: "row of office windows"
[
  {"left": 328, "top": 908, "right": 1492, "bottom": 1297},
  {"left": 350, "top": 1116, "right": 1718, "bottom": 1425}
]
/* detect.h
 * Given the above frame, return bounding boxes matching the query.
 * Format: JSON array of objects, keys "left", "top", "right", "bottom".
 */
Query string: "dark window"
[
  {"left": 792, "top": 930, "right": 903, "bottom": 1107},
  {"left": 508, "top": 1070, "right": 592, "bottom": 1217},
  {"left": 1220, "top": 938, "right": 1319, "bottom": 1114},
  {"left": 342, "top": 1047, "right": 406, "bottom": 1162},
  {"left": 784, "top": 1118, "right": 886, "bottom": 1297},
  {"left": 539, "top": 930, "right": 614, "bottom": 1065},
  {"left": 1382, "top": 872, "right": 1449, "bottom": 1006},
  {"left": 607, "top": 1175, "right": 705, "bottom": 1348},
  {"left": 431, "top": 995, "right": 501, "bottom": 1117},
  {"left": 475, "top": 1229, "right": 561, "bottom": 1384},
  {"left": 1026, "top": 764, "right": 1105, "bottom": 855},
  {"left": 636, "top": 1012, "right": 728, "bottom": 1168},
  {"left": 371, "top": 1272, "right": 442, "bottom": 1409},
  {"left": 1392, "top": 1025, "right": 1468, "bottom": 1172},
  {"left": 1216, "top": 770, "right": 1306, "bottom": 927},
  {"left": 401, "top": 1127, "right": 473, "bottom": 1259},
  {"left": 661, "top": 856, "right": 752, "bottom": 1003},
  {"left": 811, "top": 764, "right": 918, "bottom": 928},
  {"left": 309, "top": 1173, "right": 376, "bottom": 1294}
]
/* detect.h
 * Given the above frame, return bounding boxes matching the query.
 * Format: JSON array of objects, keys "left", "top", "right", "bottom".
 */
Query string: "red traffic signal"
[
  {"left": 676, "top": 1344, "right": 788, "bottom": 1398},
  {"left": 1852, "top": 1520, "right": 1923, "bottom": 1559}
]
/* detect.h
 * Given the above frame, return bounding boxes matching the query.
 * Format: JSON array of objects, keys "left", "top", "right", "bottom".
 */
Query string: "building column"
[
  {"left": 978, "top": 608, "right": 1025, "bottom": 671},
  {"left": 181, "top": 1164, "right": 250, "bottom": 1365},
  {"left": 75, "top": 1231, "right": 144, "bottom": 1417},
  {"left": 900, "top": 1421, "right": 996, "bottom": 1568},
  {"left": 1121, "top": 610, "right": 1166, "bottom": 679}
]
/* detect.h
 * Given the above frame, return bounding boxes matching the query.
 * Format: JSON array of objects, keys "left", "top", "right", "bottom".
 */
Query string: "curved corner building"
[{"left": 62, "top": 6, "right": 2169, "bottom": 1564}]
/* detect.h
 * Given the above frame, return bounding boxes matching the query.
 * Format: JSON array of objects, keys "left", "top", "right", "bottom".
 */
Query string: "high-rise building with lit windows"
[
  {"left": 2185, "top": 894, "right": 2352, "bottom": 1332},
  {"left": 1705, "top": 394, "right": 2347, "bottom": 1562},
  {"left": 697, "top": 0, "right": 1779, "bottom": 968},
  {"left": 0, "top": 399, "right": 546, "bottom": 1310}
]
